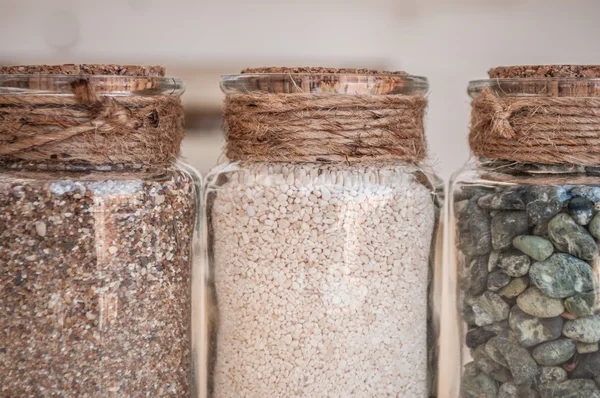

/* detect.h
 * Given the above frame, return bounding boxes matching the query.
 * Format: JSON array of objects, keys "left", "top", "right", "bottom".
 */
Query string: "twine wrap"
[
  {"left": 470, "top": 87, "right": 600, "bottom": 165},
  {"left": 224, "top": 92, "right": 428, "bottom": 163},
  {"left": 0, "top": 79, "right": 184, "bottom": 165}
]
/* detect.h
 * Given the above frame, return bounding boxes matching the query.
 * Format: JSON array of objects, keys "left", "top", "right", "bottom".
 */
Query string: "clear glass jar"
[
  {"left": 449, "top": 77, "right": 600, "bottom": 397},
  {"left": 202, "top": 71, "right": 443, "bottom": 397},
  {"left": 0, "top": 72, "right": 201, "bottom": 396}
]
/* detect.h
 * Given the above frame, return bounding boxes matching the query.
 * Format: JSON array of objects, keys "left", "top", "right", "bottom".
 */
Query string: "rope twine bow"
[
  {"left": 470, "top": 86, "right": 600, "bottom": 166},
  {"left": 0, "top": 79, "right": 184, "bottom": 165}
]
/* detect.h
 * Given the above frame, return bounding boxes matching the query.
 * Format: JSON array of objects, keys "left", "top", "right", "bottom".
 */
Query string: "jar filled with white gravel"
[{"left": 201, "top": 67, "right": 443, "bottom": 397}]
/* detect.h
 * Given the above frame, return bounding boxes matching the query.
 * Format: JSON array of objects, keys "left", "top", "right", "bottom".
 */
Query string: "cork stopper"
[
  {"left": 489, "top": 65, "right": 600, "bottom": 79},
  {"left": 241, "top": 67, "right": 408, "bottom": 76},
  {"left": 0, "top": 64, "right": 165, "bottom": 77}
]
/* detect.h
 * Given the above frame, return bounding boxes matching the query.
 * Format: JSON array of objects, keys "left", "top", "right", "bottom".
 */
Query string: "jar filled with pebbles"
[
  {"left": 0, "top": 65, "right": 200, "bottom": 396},
  {"left": 203, "top": 67, "right": 443, "bottom": 397},
  {"left": 449, "top": 65, "right": 600, "bottom": 398}
]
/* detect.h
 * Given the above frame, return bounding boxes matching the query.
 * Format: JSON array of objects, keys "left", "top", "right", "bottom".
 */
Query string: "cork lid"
[
  {"left": 489, "top": 65, "right": 600, "bottom": 79},
  {"left": 0, "top": 64, "right": 183, "bottom": 96},
  {"left": 241, "top": 66, "right": 408, "bottom": 76},
  {"left": 224, "top": 66, "right": 427, "bottom": 95},
  {"left": 0, "top": 64, "right": 165, "bottom": 77}
]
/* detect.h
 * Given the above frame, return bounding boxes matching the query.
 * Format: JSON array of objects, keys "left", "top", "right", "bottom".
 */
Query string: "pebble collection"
[
  {"left": 456, "top": 181, "right": 600, "bottom": 397},
  {"left": 0, "top": 168, "right": 197, "bottom": 397},
  {"left": 208, "top": 162, "right": 439, "bottom": 397}
]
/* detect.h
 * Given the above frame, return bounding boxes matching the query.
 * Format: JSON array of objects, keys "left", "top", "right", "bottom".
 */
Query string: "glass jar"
[
  {"left": 202, "top": 69, "right": 443, "bottom": 397},
  {"left": 449, "top": 72, "right": 600, "bottom": 397},
  {"left": 0, "top": 67, "right": 200, "bottom": 397}
]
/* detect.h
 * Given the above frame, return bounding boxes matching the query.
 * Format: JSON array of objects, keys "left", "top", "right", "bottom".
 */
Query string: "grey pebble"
[
  {"left": 548, "top": 213, "right": 598, "bottom": 261},
  {"left": 577, "top": 342, "right": 599, "bottom": 354},
  {"left": 536, "top": 366, "right": 567, "bottom": 384},
  {"left": 517, "top": 287, "right": 565, "bottom": 318},
  {"left": 479, "top": 187, "right": 527, "bottom": 210},
  {"left": 563, "top": 315, "right": 600, "bottom": 343},
  {"left": 538, "top": 379, "right": 600, "bottom": 398},
  {"left": 498, "top": 382, "right": 539, "bottom": 398},
  {"left": 466, "top": 326, "right": 500, "bottom": 349},
  {"left": 491, "top": 211, "right": 530, "bottom": 251},
  {"left": 512, "top": 235, "right": 554, "bottom": 262},
  {"left": 571, "top": 186, "right": 600, "bottom": 203},
  {"left": 461, "top": 255, "right": 489, "bottom": 296},
  {"left": 488, "top": 271, "right": 512, "bottom": 292},
  {"left": 565, "top": 292, "right": 597, "bottom": 317},
  {"left": 529, "top": 253, "right": 594, "bottom": 299},
  {"left": 526, "top": 186, "right": 568, "bottom": 225},
  {"left": 486, "top": 336, "right": 538, "bottom": 385},
  {"left": 474, "top": 344, "right": 513, "bottom": 383},
  {"left": 499, "top": 277, "right": 529, "bottom": 299},
  {"left": 572, "top": 351, "right": 600, "bottom": 378},
  {"left": 461, "top": 365, "right": 499, "bottom": 398},
  {"left": 498, "top": 249, "right": 531, "bottom": 277},
  {"left": 459, "top": 197, "right": 493, "bottom": 256},
  {"left": 531, "top": 339, "right": 576, "bottom": 366},
  {"left": 508, "top": 306, "right": 563, "bottom": 348},
  {"left": 568, "top": 197, "right": 595, "bottom": 225},
  {"left": 589, "top": 212, "right": 600, "bottom": 240},
  {"left": 469, "top": 292, "right": 511, "bottom": 327}
]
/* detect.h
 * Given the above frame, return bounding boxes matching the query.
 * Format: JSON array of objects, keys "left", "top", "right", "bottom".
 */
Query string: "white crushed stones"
[{"left": 209, "top": 163, "right": 436, "bottom": 397}]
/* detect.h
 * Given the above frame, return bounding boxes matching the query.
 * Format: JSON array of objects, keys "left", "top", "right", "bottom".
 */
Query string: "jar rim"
[
  {"left": 468, "top": 77, "right": 600, "bottom": 98},
  {"left": 221, "top": 73, "right": 428, "bottom": 95},
  {"left": 0, "top": 75, "right": 185, "bottom": 97}
]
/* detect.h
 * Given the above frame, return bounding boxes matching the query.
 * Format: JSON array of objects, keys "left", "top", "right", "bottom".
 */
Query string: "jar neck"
[
  {"left": 0, "top": 77, "right": 185, "bottom": 166},
  {"left": 468, "top": 78, "right": 600, "bottom": 167}
]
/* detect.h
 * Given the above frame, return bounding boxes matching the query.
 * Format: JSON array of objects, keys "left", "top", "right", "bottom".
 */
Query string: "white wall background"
[{"left": 3, "top": 0, "right": 600, "bottom": 178}]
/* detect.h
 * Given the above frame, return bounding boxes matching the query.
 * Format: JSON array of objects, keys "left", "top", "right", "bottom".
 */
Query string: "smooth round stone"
[
  {"left": 469, "top": 292, "right": 511, "bottom": 327},
  {"left": 590, "top": 212, "right": 600, "bottom": 240},
  {"left": 517, "top": 287, "right": 565, "bottom": 318},
  {"left": 498, "top": 383, "right": 518, "bottom": 398},
  {"left": 532, "top": 339, "right": 576, "bottom": 366},
  {"left": 548, "top": 213, "right": 598, "bottom": 261},
  {"left": 529, "top": 253, "right": 594, "bottom": 298},
  {"left": 563, "top": 315, "right": 600, "bottom": 343},
  {"left": 572, "top": 351, "right": 600, "bottom": 378},
  {"left": 498, "top": 382, "right": 538, "bottom": 398},
  {"left": 459, "top": 197, "right": 493, "bottom": 256},
  {"left": 467, "top": 326, "right": 500, "bottom": 349},
  {"left": 488, "top": 250, "right": 501, "bottom": 272},
  {"left": 486, "top": 336, "right": 538, "bottom": 385},
  {"left": 577, "top": 342, "right": 599, "bottom": 354},
  {"left": 488, "top": 271, "right": 512, "bottom": 292},
  {"left": 526, "top": 186, "right": 568, "bottom": 225},
  {"left": 491, "top": 211, "right": 530, "bottom": 251},
  {"left": 499, "top": 277, "right": 529, "bottom": 299},
  {"left": 508, "top": 307, "right": 563, "bottom": 348},
  {"left": 538, "top": 379, "right": 600, "bottom": 398},
  {"left": 565, "top": 292, "right": 597, "bottom": 317},
  {"left": 571, "top": 186, "right": 600, "bottom": 202},
  {"left": 498, "top": 250, "right": 531, "bottom": 277},
  {"left": 479, "top": 187, "right": 527, "bottom": 210},
  {"left": 474, "top": 344, "right": 513, "bottom": 383},
  {"left": 461, "top": 365, "right": 499, "bottom": 398},
  {"left": 512, "top": 235, "right": 554, "bottom": 262},
  {"left": 536, "top": 366, "right": 567, "bottom": 384},
  {"left": 568, "top": 197, "right": 595, "bottom": 225},
  {"left": 461, "top": 255, "right": 489, "bottom": 296}
]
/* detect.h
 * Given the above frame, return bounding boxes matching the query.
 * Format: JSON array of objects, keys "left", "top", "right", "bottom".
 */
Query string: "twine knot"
[{"left": 0, "top": 79, "right": 184, "bottom": 165}]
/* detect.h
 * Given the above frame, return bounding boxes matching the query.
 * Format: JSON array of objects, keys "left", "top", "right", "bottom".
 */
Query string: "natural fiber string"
[
  {"left": 224, "top": 92, "right": 428, "bottom": 163},
  {"left": 470, "top": 87, "right": 600, "bottom": 165},
  {"left": 0, "top": 79, "right": 184, "bottom": 165}
]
